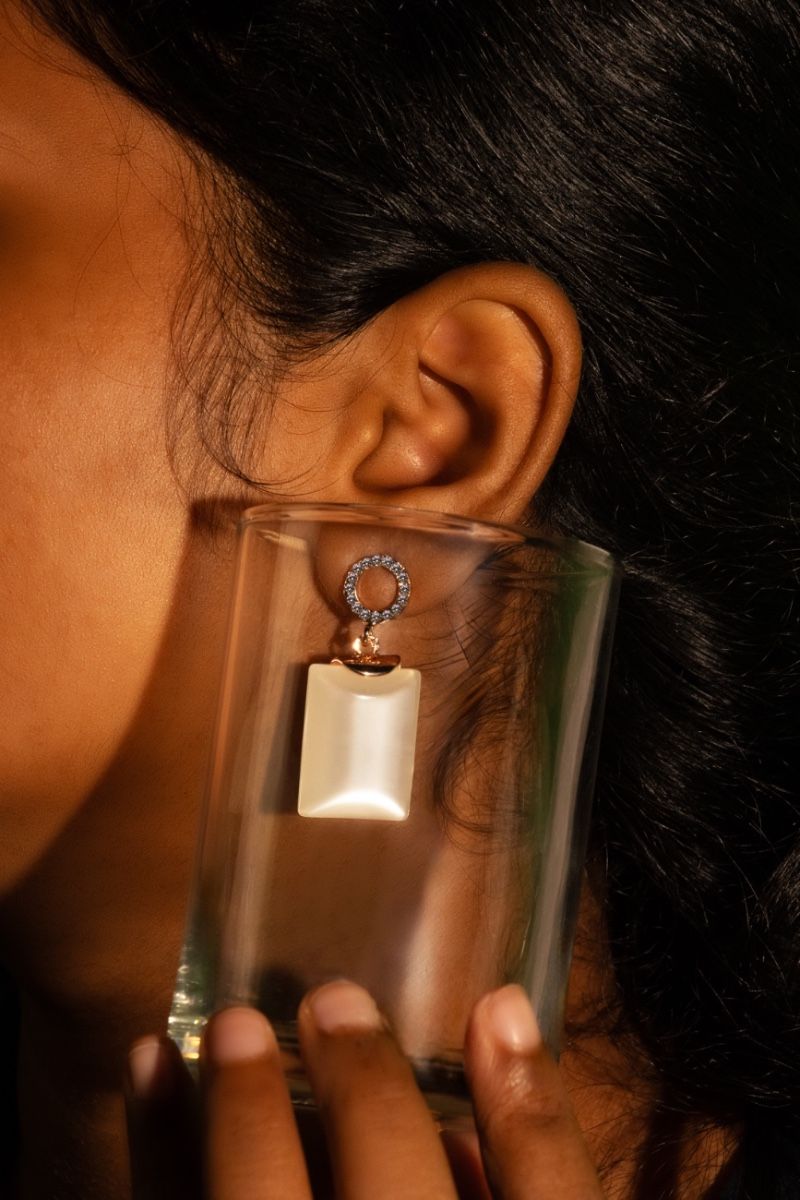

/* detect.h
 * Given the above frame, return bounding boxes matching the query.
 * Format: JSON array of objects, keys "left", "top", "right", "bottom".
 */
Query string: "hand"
[{"left": 125, "top": 982, "right": 604, "bottom": 1199}]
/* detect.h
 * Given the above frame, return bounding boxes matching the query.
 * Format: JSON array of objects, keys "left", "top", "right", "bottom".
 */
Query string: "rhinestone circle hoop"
[{"left": 343, "top": 555, "right": 411, "bottom": 626}]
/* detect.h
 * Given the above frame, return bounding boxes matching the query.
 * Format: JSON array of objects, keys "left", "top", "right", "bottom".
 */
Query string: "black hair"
[{"left": 24, "top": 0, "right": 800, "bottom": 1179}]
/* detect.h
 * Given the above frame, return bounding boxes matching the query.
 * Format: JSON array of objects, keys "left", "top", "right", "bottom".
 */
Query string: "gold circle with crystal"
[{"left": 343, "top": 555, "right": 411, "bottom": 626}]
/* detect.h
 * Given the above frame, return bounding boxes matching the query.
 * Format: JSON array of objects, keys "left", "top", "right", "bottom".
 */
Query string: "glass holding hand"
[{"left": 127, "top": 983, "right": 604, "bottom": 1198}]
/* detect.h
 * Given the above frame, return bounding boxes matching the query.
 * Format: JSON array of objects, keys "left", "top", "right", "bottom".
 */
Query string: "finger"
[
  {"left": 125, "top": 1035, "right": 202, "bottom": 1200},
  {"left": 299, "top": 980, "right": 458, "bottom": 1200},
  {"left": 202, "top": 1006, "right": 312, "bottom": 1200},
  {"left": 465, "top": 986, "right": 604, "bottom": 1200}
]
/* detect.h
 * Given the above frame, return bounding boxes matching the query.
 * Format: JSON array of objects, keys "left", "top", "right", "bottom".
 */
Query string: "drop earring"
[{"left": 297, "top": 554, "right": 421, "bottom": 821}]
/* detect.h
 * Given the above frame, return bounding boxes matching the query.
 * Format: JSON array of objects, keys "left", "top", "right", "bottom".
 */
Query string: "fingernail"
[
  {"left": 206, "top": 1006, "right": 273, "bottom": 1065},
  {"left": 307, "top": 980, "right": 383, "bottom": 1034},
  {"left": 486, "top": 985, "right": 542, "bottom": 1055},
  {"left": 128, "top": 1036, "right": 172, "bottom": 1101}
]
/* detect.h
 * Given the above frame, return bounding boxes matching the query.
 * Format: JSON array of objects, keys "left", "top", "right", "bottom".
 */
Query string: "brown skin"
[{"left": 0, "top": 4, "right": 737, "bottom": 1197}]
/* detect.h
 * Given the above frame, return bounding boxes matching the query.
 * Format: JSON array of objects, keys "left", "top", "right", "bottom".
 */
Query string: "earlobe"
[{"left": 345, "top": 262, "right": 581, "bottom": 523}]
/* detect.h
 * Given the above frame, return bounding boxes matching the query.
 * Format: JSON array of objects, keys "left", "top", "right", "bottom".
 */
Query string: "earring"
[{"left": 297, "top": 554, "right": 421, "bottom": 821}]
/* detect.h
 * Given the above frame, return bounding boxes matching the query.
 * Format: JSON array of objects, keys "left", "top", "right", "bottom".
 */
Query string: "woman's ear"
[{"left": 267, "top": 262, "right": 581, "bottom": 525}]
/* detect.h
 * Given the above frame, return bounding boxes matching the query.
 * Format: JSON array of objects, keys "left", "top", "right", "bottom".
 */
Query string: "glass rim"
[{"left": 240, "top": 500, "right": 619, "bottom": 575}]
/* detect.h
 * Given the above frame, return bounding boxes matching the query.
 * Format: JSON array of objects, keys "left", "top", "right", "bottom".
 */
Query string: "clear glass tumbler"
[{"left": 169, "top": 501, "right": 620, "bottom": 1119}]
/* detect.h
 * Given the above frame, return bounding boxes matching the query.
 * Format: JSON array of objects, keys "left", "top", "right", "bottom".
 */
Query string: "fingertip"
[
  {"left": 480, "top": 985, "right": 543, "bottom": 1055},
  {"left": 126, "top": 1036, "right": 178, "bottom": 1102},
  {"left": 466, "top": 986, "right": 548, "bottom": 1088},
  {"left": 204, "top": 1006, "right": 277, "bottom": 1067},
  {"left": 301, "top": 980, "right": 384, "bottom": 1036}
]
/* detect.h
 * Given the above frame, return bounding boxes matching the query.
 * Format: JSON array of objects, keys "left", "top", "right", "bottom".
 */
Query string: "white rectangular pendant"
[{"left": 298, "top": 663, "right": 421, "bottom": 821}]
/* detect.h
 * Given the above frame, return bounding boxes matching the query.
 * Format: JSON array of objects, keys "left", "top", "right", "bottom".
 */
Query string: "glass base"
[
  {"left": 168, "top": 1009, "right": 473, "bottom": 1123},
  {"left": 274, "top": 1021, "right": 472, "bottom": 1122}
]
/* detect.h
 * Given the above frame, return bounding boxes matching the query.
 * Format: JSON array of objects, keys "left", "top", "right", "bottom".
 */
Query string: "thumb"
[{"left": 464, "top": 986, "right": 604, "bottom": 1200}]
